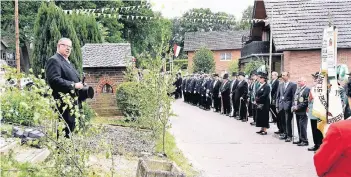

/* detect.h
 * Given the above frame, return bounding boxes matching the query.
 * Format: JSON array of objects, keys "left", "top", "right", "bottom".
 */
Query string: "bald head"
[
  {"left": 272, "top": 71, "right": 278, "bottom": 80},
  {"left": 298, "top": 77, "right": 306, "bottom": 87}
]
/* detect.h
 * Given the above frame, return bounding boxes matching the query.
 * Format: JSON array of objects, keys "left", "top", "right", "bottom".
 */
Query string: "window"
[
  {"left": 102, "top": 84, "right": 113, "bottom": 93},
  {"left": 220, "top": 53, "right": 232, "bottom": 61}
]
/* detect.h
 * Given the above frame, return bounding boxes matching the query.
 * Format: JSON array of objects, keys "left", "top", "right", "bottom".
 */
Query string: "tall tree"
[
  {"left": 55, "top": 0, "right": 124, "bottom": 43},
  {"left": 1, "top": 1, "right": 42, "bottom": 72},
  {"left": 69, "top": 14, "right": 102, "bottom": 47},
  {"left": 236, "top": 5, "right": 253, "bottom": 30},
  {"left": 192, "top": 47, "right": 215, "bottom": 73},
  {"left": 118, "top": 1, "right": 172, "bottom": 63},
  {"left": 31, "top": 2, "right": 82, "bottom": 76}
]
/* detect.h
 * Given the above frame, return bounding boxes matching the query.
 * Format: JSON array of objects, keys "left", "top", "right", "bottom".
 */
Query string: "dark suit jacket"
[
  {"left": 276, "top": 82, "right": 297, "bottom": 111},
  {"left": 212, "top": 80, "right": 221, "bottom": 97},
  {"left": 45, "top": 53, "right": 81, "bottom": 100},
  {"left": 235, "top": 80, "right": 248, "bottom": 101},
  {"left": 293, "top": 86, "right": 310, "bottom": 115},
  {"left": 256, "top": 83, "right": 271, "bottom": 105},
  {"left": 230, "top": 79, "right": 239, "bottom": 93},
  {"left": 270, "top": 79, "right": 279, "bottom": 104}
]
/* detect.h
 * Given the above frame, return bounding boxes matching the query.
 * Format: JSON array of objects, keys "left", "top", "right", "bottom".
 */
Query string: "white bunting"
[
  {"left": 132, "top": 16, "right": 135, "bottom": 20},
  {"left": 127, "top": 16, "right": 129, "bottom": 19},
  {"left": 102, "top": 8, "right": 105, "bottom": 13},
  {"left": 118, "top": 15, "right": 122, "bottom": 19},
  {"left": 108, "top": 14, "right": 111, "bottom": 18}
]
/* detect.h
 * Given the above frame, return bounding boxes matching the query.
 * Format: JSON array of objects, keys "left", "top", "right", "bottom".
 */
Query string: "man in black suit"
[
  {"left": 229, "top": 72, "right": 239, "bottom": 117},
  {"left": 182, "top": 76, "right": 187, "bottom": 102},
  {"left": 292, "top": 77, "right": 310, "bottom": 146},
  {"left": 220, "top": 73, "right": 231, "bottom": 115},
  {"left": 276, "top": 71, "right": 297, "bottom": 142},
  {"left": 235, "top": 72, "right": 248, "bottom": 121},
  {"left": 45, "top": 38, "right": 84, "bottom": 138},
  {"left": 211, "top": 74, "right": 221, "bottom": 112},
  {"left": 270, "top": 72, "right": 279, "bottom": 124}
]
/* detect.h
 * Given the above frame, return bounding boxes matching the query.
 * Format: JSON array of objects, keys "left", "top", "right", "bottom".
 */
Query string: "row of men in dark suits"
[
  {"left": 178, "top": 70, "right": 351, "bottom": 152},
  {"left": 181, "top": 72, "right": 249, "bottom": 120}
]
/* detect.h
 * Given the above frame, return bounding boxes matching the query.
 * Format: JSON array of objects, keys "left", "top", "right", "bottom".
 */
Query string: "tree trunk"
[
  {"left": 20, "top": 43, "right": 30, "bottom": 73},
  {"left": 162, "top": 124, "right": 166, "bottom": 155}
]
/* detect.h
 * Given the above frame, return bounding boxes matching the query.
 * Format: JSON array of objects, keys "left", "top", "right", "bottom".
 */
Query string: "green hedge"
[
  {"left": 173, "top": 59, "right": 188, "bottom": 70},
  {"left": 115, "top": 82, "right": 141, "bottom": 119}
]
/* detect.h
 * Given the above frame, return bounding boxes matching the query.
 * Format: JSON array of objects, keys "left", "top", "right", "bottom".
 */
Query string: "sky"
[{"left": 150, "top": 0, "right": 255, "bottom": 20}]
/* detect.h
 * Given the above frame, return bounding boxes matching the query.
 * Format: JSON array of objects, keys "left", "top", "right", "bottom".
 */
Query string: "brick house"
[
  {"left": 239, "top": 0, "right": 351, "bottom": 85},
  {"left": 184, "top": 31, "right": 248, "bottom": 74},
  {"left": 82, "top": 43, "right": 132, "bottom": 116}
]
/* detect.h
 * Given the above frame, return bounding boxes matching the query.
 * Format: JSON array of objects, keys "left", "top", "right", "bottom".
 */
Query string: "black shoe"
[
  {"left": 285, "top": 138, "right": 292, "bottom": 142},
  {"left": 250, "top": 122, "right": 256, "bottom": 126},
  {"left": 274, "top": 131, "right": 282, "bottom": 134},
  {"left": 260, "top": 132, "right": 267, "bottom": 135},
  {"left": 293, "top": 141, "right": 301, "bottom": 144},
  {"left": 256, "top": 130, "right": 264, "bottom": 134},
  {"left": 279, "top": 135, "right": 287, "bottom": 140},
  {"left": 298, "top": 142, "right": 309, "bottom": 146},
  {"left": 308, "top": 146, "right": 319, "bottom": 151},
  {"left": 241, "top": 119, "right": 246, "bottom": 122}
]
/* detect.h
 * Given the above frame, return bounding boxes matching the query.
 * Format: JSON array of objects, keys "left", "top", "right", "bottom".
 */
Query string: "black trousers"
[
  {"left": 222, "top": 95, "right": 230, "bottom": 115},
  {"left": 310, "top": 119, "right": 323, "bottom": 147},
  {"left": 277, "top": 110, "right": 284, "bottom": 133},
  {"left": 270, "top": 105, "right": 278, "bottom": 122},
  {"left": 252, "top": 105, "right": 257, "bottom": 122},
  {"left": 296, "top": 114, "right": 308, "bottom": 143},
  {"left": 213, "top": 96, "right": 221, "bottom": 112},
  {"left": 239, "top": 100, "right": 247, "bottom": 119},
  {"left": 248, "top": 101, "right": 253, "bottom": 117},
  {"left": 285, "top": 110, "right": 293, "bottom": 138}
]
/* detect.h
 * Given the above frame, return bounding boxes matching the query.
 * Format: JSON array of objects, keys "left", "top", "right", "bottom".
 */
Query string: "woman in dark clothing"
[{"left": 255, "top": 73, "right": 271, "bottom": 135}]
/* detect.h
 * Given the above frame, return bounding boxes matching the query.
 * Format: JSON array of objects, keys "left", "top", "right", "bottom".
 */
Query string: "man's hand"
[{"left": 75, "top": 82, "right": 84, "bottom": 90}]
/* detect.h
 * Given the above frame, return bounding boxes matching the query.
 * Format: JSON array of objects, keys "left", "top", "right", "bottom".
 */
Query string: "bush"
[
  {"left": 173, "top": 59, "right": 188, "bottom": 70},
  {"left": 228, "top": 60, "right": 239, "bottom": 73},
  {"left": 116, "top": 82, "right": 141, "bottom": 119},
  {"left": 192, "top": 47, "right": 215, "bottom": 73},
  {"left": 0, "top": 84, "right": 55, "bottom": 126},
  {"left": 244, "top": 59, "right": 265, "bottom": 75}
]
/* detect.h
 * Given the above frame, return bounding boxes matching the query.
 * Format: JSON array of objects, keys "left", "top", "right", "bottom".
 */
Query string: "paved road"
[{"left": 170, "top": 100, "right": 317, "bottom": 177}]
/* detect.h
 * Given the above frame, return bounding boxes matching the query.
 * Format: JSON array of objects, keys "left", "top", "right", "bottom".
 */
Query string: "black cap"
[
  {"left": 223, "top": 73, "right": 229, "bottom": 79},
  {"left": 259, "top": 73, "right": 268, "bottom": 79},
  {"left": 232, "top": 72, "right": 237, "bottom": 76},
  {"left": 214, "top": 73, "right": 219, "bottom": 77},
  {"left": 311, "top": 72, "right": 320, "bottom": 78},
  {"left": 257, "top": 71, "right": 265, "bottom": 76},
  {"left": 251, "top": 71, "right": 257, "bottom": 76},
  {"left": 238, "top": 72, "right": 245, "bottom": 76}
]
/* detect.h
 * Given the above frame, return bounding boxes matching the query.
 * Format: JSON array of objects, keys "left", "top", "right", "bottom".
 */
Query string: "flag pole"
[
  {"left": 15, "top": 0, "right": 21, "bottom": 80},
  {"left": 268, "top": 8, "right": 273, "bottom": 80}
]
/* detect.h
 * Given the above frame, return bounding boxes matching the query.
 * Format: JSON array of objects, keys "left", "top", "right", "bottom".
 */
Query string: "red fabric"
[{"left": 314, "top": 120, "right": 351, "bottom": 177}]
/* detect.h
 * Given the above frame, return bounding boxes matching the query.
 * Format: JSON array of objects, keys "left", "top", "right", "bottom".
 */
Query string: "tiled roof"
[
  {"left": 264, "top": 0, "right": 351, "bottom": 51},
  {"left": 82, "top": 43, "right": 131, "bottom": 68},
  {"left": 183, "top": 30, "right": 249, "bottom": 51}
]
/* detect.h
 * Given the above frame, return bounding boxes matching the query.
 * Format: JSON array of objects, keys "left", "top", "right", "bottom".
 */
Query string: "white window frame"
[{"left": 220, "top": 52, "right": 232, "bottom": 61}]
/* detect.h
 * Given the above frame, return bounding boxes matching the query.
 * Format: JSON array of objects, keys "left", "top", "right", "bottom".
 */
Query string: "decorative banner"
[{"left": 314, "top": 26, "right": 344, "bottom": 137}]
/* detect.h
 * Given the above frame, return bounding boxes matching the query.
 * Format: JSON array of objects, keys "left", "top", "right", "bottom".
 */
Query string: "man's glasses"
[{"left": 59, "top": 44, "right": 72, "bottom": 49}]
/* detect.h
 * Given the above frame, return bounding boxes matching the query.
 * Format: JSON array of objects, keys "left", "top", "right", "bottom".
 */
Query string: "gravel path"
[{"left": 88, "top": 125, "right": 155, "bottom": 156}]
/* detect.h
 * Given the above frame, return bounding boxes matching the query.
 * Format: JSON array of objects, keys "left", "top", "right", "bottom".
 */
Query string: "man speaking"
[{"left": 45, "top": 38, "right": 83, "bottom": 138}]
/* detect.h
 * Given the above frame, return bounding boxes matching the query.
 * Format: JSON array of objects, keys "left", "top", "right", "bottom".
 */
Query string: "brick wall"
[
  {"left": 83, "top": 67, "right": 126, "bottom": 116},
  {"left": 283, "top": 49, "right": 351, "bottom": 86},
  {"left": 187, "top": 49, "right": 241, "bottom": 74}
]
